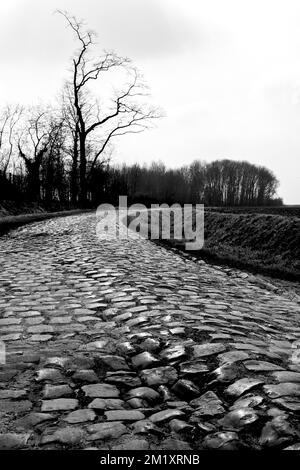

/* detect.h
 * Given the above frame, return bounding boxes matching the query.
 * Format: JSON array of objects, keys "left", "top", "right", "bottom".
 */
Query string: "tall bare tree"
[
  {"left": 61, "top": 83, "right": 80, "bottom": 204},
  {"left": 58, "top": 10, "right": 160, "bottom": 204}
]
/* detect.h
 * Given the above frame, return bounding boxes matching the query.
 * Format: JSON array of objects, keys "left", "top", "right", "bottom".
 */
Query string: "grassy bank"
[{"left": 125, "top": 207, "right": 300, "bottom": 281}]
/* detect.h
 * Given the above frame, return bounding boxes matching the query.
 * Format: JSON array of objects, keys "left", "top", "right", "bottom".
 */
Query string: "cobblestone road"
[{"left": 0, "top": 213, "right": 299, "bottom": 450}]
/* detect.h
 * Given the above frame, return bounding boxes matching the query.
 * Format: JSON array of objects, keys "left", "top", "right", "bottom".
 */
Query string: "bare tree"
[
  {"left": 61, "top": 83, "right": 80, "bottom": 203},
  {"left": 18, "top": 107, "right": 62, "bottom": 201},
  {"left": 58, "top": 10, "right": 161, "bottom": 204}
]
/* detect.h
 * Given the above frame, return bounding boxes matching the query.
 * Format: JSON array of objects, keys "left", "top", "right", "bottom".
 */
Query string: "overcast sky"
[{"left": 1, "top": 0, "right": 300, "bottom": 203}]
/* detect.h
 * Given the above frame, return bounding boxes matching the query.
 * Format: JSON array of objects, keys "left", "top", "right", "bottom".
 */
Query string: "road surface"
[{"left": 0, "top": 212, "right": 299, "bottom": 450}]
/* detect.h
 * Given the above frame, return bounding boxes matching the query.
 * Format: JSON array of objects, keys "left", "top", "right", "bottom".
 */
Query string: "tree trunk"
[
  {"left": 79, "top": 134, "right": 87, "bottom": 205},
  {"left": 71, "top": 129, "right": 79, "bottom": 204},
  {"left": 26, "top": 163, "right": 41, "bottom": 201},
  {"left": 45, "top": 157, "right": 54, "bottom": 204}
]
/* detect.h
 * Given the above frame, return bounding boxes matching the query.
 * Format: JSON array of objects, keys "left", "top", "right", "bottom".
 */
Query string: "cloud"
[{"left": 77, "top": 0, "right": 202, "bottom": 59}]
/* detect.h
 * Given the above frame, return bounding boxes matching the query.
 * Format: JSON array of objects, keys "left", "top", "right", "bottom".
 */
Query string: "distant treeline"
[
  {"left": 0, "top": 158, "right": 282, "bottom": 207},
  {"left": 92, "top": 159, "right": 282, "bottom": 207}
]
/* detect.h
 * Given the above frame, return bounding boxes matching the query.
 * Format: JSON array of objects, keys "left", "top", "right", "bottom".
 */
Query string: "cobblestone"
[{"left": 0, "top": 213, "right": 299, "bottom": 449}]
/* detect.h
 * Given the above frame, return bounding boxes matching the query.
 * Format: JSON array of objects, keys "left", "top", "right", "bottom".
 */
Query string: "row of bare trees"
[
  {"left": 99, "top": 160, "right": 281, "bottom": 206},
  {"left": 0, "top": 11, "right": 160, "bottom": 205}
]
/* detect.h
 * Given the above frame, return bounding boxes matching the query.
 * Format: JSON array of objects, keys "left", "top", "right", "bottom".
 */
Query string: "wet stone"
[
  {"left": 28, "top": 325, "right": 54, "bottom": 334},
  {"left": 114, "top": 312, "right": 132, "bottom": 322},
  {"left": 190, "top": 391, "right": 225, "bottom": 418},
  {"left": 0, "top": 318, "right": 21, "bottom": 325},
  {"left": 131, "top": 352, "right": 160, "bottom": 370},
  {"left": 220, "top": 407, "right": 258, "bottom": 430},
  {"left": 284, "top": 443, "right": 300, "bottom": 450},
  {"left": 218, "top": 350, "right": 250, "bottom": 365},
  {"left": 170, "top": 327, "right": 185, "bottom": 335},
  {"left": 126, "top": 387, "right": 160, "bottom": 403},
  {"left": 44, "top": 357, "right": 70, "bottom": 368},
  {"left": 271, "top": 371, "right": 300, "bottom": 383},
  {"left": 77, "top": 316, "right": 99, "bottom": 322},
  {"left": 105, "top": 373, "right": 142, "bottom": 388},
  {"left": 226, "top": 378, "right": 264, "bottom": 397},
  {"left": 179, "top": 362, "right": 209, "bottom": 376},
  {"left": 50, "top": 316, "right": 72, "bottom": 324},
  {"left": 172, "top": 379, "right": 200, "bottom": 399},
  {"left": 0, "top": 389, "right": 27, "bottom": 400},
  {"left": 131, "top": 420, "right": 162, "bottom": 435},
  {"left": 20, "top": 353, "right": 40, "bottom": 363},
  {"left": 82, "top": 383, "right": 120, "bottom": 398},
  {"left": 41, "top": 427, "right": 85, "bottom": 445},
  {"left": 244, "top": 360, "right": 284, "bottom": 372},
  {"left": 84, "top": 341, "right": 108, "bottom": 351},
  {"left": 97, "top": 355, "right": 129, "bottom": 371},
  {"left": 267, "top": 407, "right": 288, "bottom": 418},
  {"left": 140, "top": 366, "right": 178, "bottom": 386},
  {"left": 230, "top": 394, "right": 264, "bottom": 410},
  {"left": 29, "top": 334, "right": 53, "bottom": 342},
  {"left": 105, "top": 410, "right": 145, "bottom": 421},
  {"left": 88, "top": 398, "right": 125, "bottom": 410},
  {"left": 158, "top": 385, "right": 173, "bottom": 401},
  {"left": 263, "top": 383, "right": 300, "bottom": 399},
  {"left": 35, "top": 369, "right": 66, "bottom": 384},
  {"left": 41, "top": 398, "right": 78, "bottom": 412},
  {"left": 193, "top": 343, "right": 226, "bottom": 358},
  {"left": 0, "top": 370, "right": 18, "bottom": 381},
  {"left": 127, "top": 398, "right": 147, "bottom": 409},
  {"left": 0, "top": 400, "right": 32, "bottom": 413},
  {"left": 167, "top": 401, "right": 189, "bottom": 409},
  {"left": 72, "top": 369, "right": 99, "bottom": 383},
  {"left": 63, "top": 409, "right": 96, "bottom": 423},
  {"left": 87, "top": 422, "right": 127, "bottom": 441},
  {"left": 43, "top": 384, "right": 73, "bottom": 399},
  {"left": 160, "top": 345, "right": 186, "bottom": 362},
  {"left": 25, "top": 317, "right": 44, "bottom": 325},
  {"left": 259, "top": 416, "right": 298, "bottom": 448},
  {"left": 169, "top": 419, "right": 193, "bottom": 433},
  {"left": 0, "top": 433, "right": 30, "bottom": 449},
  {"left": 149, "top": 409, "right": 185, "bottom": 423},
  {"left": 13, "top": 412, "right": 55, "bottom": 430},
  {"left": 211, "top": 363, "right": 240, "bottom": 383},
  {"left": 273, "top": 397, "right": 300, "bottom": 411},
  {"left": 0, "top": 333, "right": 21, "bottom": 341},
  {"left": 140, "top": 338, "right": 160, "bottom": 352},
  {"left": 203, "top": 432, "right": 241, "bottom": 450},
  {"left": 117, "top": 342, "right": 136, "bottom": 355}
]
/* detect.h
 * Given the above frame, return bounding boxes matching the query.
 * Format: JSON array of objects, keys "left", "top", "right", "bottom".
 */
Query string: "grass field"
[
  {"left": 206, "top": 205, "right": 300, "bottom": 217},
  {"left": 126, "top": 206, "right": 300, "bottom": 281}
]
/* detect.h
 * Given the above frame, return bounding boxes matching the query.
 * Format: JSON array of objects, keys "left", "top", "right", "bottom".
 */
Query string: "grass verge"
[{"left": 125, "top": 208, "right": 300, "bottom": 282}]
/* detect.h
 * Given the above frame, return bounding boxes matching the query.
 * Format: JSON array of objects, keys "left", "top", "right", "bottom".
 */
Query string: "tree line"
[
  {"left": 90, "top": 159, "right": 282, "bottom": 207},
  {"left": 0, "top": 11, "right": 282, "bottom": 207}
]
